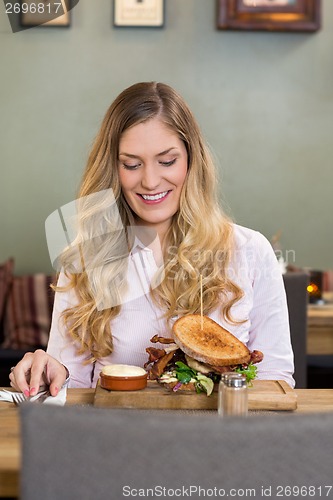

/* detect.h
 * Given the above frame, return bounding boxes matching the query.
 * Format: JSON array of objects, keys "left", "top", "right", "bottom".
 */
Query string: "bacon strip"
[
  {"left": 146, "top": 350, "right": 179, "bottom": 380},
  {"left": 250, "top": 350, "right": 264, "bottom": 364},
  {"left": 206, "top": 364, "right": 237, "bottom": 374},
  {"left": 150, "top": 335, "right": 175, "bottom": 344},
  {"left": 144, "top": 347, "right": 167, "bottom": 367}
]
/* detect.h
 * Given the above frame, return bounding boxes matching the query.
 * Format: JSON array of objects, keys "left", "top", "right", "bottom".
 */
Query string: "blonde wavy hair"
[{"left": 56, "top": 82, "right": 243, "bottom": 362}]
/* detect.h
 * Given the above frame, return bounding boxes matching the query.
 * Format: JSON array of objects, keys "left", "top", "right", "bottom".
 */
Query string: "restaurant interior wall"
[{"left": 0, "top": 0, "right": 333, "bottom": 275}]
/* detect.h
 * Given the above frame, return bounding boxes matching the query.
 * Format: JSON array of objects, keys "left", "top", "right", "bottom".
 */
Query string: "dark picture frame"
[
  {"left": 113, "top": 0, "right": 164, "bottom": 28},
  {"left": 20, "top": 0, "right": 71, "bottom": 28},
  {"left": 216, "top": 0, "right": 321, "bottom": 32}
]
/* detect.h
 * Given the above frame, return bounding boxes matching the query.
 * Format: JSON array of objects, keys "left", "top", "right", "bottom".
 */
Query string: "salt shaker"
[
  {"left": 218, "top": 373, "right": 248, "bottom": 417},
  {"left": 218, "top": 372, "right": 242, "bottom": 416}
]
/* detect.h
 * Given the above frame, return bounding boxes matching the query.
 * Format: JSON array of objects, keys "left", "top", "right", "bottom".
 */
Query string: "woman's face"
[{"left": 118, "top": 117, "right": 188, "bottom": 238}]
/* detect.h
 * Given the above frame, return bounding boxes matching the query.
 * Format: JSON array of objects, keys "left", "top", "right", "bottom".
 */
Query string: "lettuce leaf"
[
  {"left": 196, "top": 374, "right": 214, "bottom": 396},
  {"left": 235, "top": 363, "right": 258, "bottom": 386},
  {"left": 174, "top": 361, "right": 196, "bottom": 384}
]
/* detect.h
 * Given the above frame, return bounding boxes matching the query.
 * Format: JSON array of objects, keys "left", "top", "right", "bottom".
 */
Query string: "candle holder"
[{"left": 307, "top": 270, "right": 323, "bottom": 304}]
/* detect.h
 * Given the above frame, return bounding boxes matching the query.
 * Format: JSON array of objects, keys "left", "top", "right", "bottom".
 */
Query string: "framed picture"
[
  {"left": 20, "top": 0, "right": 71, "bottom": 27},
  {"left": 113, "top": 0, "right": 164, "bottom": 28},
  {"left": 216, "top": 0, "right": 321, "bottom": 32}
]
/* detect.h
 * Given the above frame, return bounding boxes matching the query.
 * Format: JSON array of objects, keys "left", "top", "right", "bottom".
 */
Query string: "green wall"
[{"left": 1, "top": 0, "right": 332, "bottom": 275}]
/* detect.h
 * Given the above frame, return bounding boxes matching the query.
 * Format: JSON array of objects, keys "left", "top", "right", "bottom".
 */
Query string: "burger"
[{"left": 145, "top": 314, "right": 263, "bottom": 396}]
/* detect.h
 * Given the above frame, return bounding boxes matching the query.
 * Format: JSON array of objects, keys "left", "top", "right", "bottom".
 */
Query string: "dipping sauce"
[
  {"left": 100, "top": 364, "right": 148, "bottom": 391},
  {"left": 101, "top": 364, "right": 146, "bottom": 377}
]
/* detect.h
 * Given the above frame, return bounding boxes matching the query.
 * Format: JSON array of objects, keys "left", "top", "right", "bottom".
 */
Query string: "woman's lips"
[{"left": 136, "top": 190, "right": 171, "bottom": 205}]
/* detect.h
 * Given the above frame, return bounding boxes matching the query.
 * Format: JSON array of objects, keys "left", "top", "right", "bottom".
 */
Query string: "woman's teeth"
[{"left": 141, "top": 191, "right": 169, "bottom": 201}]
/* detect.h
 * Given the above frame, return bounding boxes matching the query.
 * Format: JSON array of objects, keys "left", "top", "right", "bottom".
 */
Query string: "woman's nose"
[{"left": 140, "top": 164, "right": 161, "bottom": 191}]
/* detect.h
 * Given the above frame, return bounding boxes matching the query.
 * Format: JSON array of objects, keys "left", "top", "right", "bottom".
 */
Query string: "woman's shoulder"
[{"left": 232, "top": 223, "right": 273, "bottom": 254}]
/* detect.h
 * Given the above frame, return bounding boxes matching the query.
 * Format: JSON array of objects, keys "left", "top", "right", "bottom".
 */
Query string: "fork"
[
  {"left": 11, "top": 389, "right": 51, "bottom": 406},
  {"left": 11, "top": 392, "right": 26, "bottom": 406}
]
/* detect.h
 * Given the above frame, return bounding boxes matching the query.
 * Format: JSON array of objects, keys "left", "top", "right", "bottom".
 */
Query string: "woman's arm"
[{"left": 46, "top": 272, "right": 95, "bottom": 388}]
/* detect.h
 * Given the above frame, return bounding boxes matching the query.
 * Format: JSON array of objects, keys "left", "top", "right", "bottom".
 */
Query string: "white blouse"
[{"left": 47, "top": 224, "right": 295, "bottom": 388}]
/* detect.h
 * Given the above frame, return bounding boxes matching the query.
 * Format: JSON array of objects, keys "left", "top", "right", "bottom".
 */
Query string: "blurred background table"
[
  {"left": 307, "top": 294, "right": 333, "bottom": 389},
  {"left": 307, "top": 302, "right": 333, "bottom": 355}
]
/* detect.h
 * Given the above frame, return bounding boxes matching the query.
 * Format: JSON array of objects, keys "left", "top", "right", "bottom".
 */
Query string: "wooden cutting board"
[{"left": 94, "top": 379, "right": 297, "bottom": 411}]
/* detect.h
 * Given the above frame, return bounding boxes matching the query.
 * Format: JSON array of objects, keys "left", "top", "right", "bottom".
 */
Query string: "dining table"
[{"left": 1, "top": 387, "right": 333, "bottom": 498}]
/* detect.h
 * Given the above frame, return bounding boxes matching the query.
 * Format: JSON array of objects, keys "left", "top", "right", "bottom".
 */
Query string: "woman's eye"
[
  {"left": 122, "top": 163, "right": 140, "bottom": 170},
  {"left": 160, "top": 158, "right": 177, "bottom": 167}
]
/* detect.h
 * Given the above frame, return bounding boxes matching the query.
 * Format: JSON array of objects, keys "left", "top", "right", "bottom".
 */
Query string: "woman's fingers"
[
  {"left": 48, "top": 372, "right": 66, "bottom": 396},
  {"left": 9, "top": 350, "right": 67, "bottom": 397},
  {"left": 46, "top": 360, "right": 68, "bottom": 396},
  {"left": 28, "top": 349, "right": 51, "bottom": 396},
  {"left": 9, "top": 352, "right": 35, "bottom": 396}
]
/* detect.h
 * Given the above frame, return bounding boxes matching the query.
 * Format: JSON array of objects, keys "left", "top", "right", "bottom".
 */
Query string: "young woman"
[{"left": 10, "top": 82, "right": 294, "bottom": 396}]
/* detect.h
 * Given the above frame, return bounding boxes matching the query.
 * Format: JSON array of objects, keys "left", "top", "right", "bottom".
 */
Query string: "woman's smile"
[{"left": 137, "top": 190, "right": 171, "bottom": 204}]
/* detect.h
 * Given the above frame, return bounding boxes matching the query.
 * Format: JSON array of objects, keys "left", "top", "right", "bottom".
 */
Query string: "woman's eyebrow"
[
  {"left": 118, "top": 147, "right": 179, "bottom": 159},
  {"left": 118, "top": 152, "right": 141, "bottom": 159},
  {"left": 156, "top": 147, "right": 179, "bottom": 157}
]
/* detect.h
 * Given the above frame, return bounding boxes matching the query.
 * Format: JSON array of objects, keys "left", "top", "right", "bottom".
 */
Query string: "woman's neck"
[{"left": 132, "top": 222, "right": 170, "bottom": 267}]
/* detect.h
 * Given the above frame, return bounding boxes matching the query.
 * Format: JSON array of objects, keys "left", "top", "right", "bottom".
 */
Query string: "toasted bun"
[{"left": 172, "top": 314, "right": 251, "bottom": 366}]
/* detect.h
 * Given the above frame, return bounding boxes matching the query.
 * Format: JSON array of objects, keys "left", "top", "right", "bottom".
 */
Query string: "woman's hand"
[{"left": 9, "top": 349, "right": 68, "bottom": 397}]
